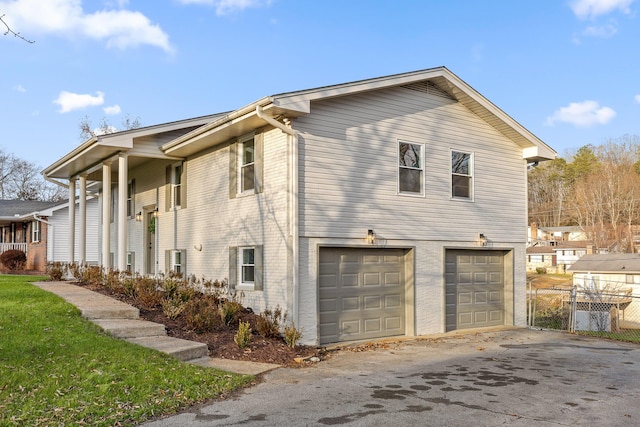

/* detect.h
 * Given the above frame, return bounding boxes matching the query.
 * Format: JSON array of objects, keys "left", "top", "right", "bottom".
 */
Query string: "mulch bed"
[{"left": 77, "top": 282, "right": 323, "bottom": 367}]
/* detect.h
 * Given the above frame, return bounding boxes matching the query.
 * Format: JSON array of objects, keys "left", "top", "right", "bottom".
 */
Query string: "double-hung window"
[
  {"left": 31, "top": 221, "right": 41, "bottom": 243},
  {"left": 240, "top": 136, "right": 255, "bottom": 193},
  {"left": 165, "top": 162, "right": 186, "bottom": 211},
  {"left": 172, "top": 164, "right": 182, "bottom": 208},
  {"left": 127, "top": 179, "right": 135, "bottom": 218},
  {"left": 398, "top": 141, "right": 424, "bottom": 195},
  {"left": 240, "top": 247, "right": 255, "bottom": 285},
  {"left": 451, "top": 150, "right": 473, "bottom": 199}
]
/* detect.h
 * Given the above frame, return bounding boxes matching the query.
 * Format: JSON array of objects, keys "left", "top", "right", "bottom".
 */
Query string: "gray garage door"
[
  {"left": 445, "top": 250, "right": 505, "bottom": 332},
  {"left": 319, "top": 248, "right": 406, "bottom": 345}
]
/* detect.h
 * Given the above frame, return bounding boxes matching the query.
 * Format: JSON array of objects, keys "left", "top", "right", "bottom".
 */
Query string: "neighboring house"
[
  {"left": 38, "top": 197, "right": 100, "bottom": 265},
  {"left": 526, "top": 246, "right": 556, "bottom": 273},
  {"left": 528, "top": 223, "right": 587, "bottom": 247},
  {"left": 568, "top": 253, "right": 640, "bottom": 328},
  {"left": 0, "top": 199, "right": 60, "bottom": 272},
  {"left": 43, "top": 67, "right": 556, "bottom": 345}
]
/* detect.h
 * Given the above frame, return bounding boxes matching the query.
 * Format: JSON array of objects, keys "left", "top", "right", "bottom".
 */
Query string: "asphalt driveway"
[{"left": 145, "top": 328, "right": 640, "bottom": 426}]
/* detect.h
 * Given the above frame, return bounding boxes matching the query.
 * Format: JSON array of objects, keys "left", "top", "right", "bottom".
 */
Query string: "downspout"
[
  {"left": 33, "top": 213, "right": 54, "bottom": 264},
  {"left": 256, "top": 105, "right": 300, "bottom": 326}
]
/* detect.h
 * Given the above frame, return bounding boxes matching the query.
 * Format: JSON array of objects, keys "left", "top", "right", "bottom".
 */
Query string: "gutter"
[{"left": 255, "top": 105, "right": 301, "bottom": 327}]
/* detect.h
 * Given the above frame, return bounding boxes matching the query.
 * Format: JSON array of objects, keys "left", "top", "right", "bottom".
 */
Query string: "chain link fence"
[{"left": 527, "top": 285, "right": 640, "bottom": 343}]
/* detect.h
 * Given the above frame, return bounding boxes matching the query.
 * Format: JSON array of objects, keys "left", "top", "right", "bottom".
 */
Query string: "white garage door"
[
  {"left": 318, "top": 248, "right": 406, "bottom": 345},
  {"left": 445, "top": 250, "right": 505, "bottom": 332}
]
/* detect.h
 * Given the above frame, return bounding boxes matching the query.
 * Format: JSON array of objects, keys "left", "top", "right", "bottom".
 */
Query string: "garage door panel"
[
  {"left": 319, "top": 248, "right": 406, "bottom": 345},
  {"left": 446, "top": 250, "right": 505, "bottom": 332}
]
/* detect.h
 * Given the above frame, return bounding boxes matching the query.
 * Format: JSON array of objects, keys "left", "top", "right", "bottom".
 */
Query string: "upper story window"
[
  {"left": 240, "top": 136, "right": 255, "bottom": 193},
  {"left": 31, "top": 221, "right": 41, "bottom": 243},
  {"left": 230, "top": 133, "right": 263, "bottom": 199},
  {"left": 451, "top": 150, "right": 473, "bottom": 199},
  {"left": 172, "top": 164, "right": 182, "bottom": 208},
  {"left": 398, "top": 141, "right": 424, "bottom": 196}
]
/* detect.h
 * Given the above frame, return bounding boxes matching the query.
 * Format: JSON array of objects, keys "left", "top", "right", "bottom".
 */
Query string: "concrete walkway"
[{"left": 34, "top": 281, "right": 280, "bottom": 376}]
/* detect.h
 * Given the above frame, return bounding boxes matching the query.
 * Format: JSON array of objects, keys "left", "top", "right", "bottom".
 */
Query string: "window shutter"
[
  {"left": 254, "top": 133, "right": 264, "bottom": 194},
  {"left": 165, "top": 249, "right": 171, "bottom": 274},
  {"left": 229, "top": 142, "right": 237, "bottom": 199},
  {"left": 165, "top": 165, "right": 171, "bottom": 212},
  {"left": 180, "top": 162, "right": 187, "bottom": 209},
  {"left": 229, "top": 246, "right": 237, "bottom": 289},
  {"left": 254, "top": 245, "right": 263, "bottom": 291}
]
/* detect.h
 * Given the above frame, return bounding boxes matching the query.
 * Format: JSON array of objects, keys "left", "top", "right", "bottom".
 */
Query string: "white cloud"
[
  {"left": 570, "top": 0, "right": 634, "bottom": 19},
  {"left": 104, "top": 104, "right": 121, "bottom": 115},
  {"left": 178, "top": 0, "right": 269, "bottom": 16},
  {"left": 546, "top": 100, "right": 616, "bottom": 127},
  {"left": 0, "top": 0, "right": 173, "bottom": 53},
  {"left": 582, "top": 22, "right": 619, "bottom": 37},
  {"left": 635, "top": 94, "right": 640, "bottom": 103},
  {"left": 53, "top": 90, "right": 105, "bottom": 113},
  {"left": 13, "top": 84, "right": 26, "bottom": 93}
]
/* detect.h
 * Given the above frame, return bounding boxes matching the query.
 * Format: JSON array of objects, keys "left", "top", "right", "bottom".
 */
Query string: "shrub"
[
  {"left": 183, "top": 296, "right": 221, "bottom": 333},
  {"left": 46, "top": 262, "right": 65, "bottom": 281},
  {"left": 0, "top": 249, "right": 26, "bottom": 271},
  {"left": 283, "top": 322, "right": 303, "bottom": 348},
  {"left": 161, "top": 296, "right": 188, "bottom": 319},
  {"left": 134, "top": 276, "right": 162, "bottom": 309},
  {"left": 219, "top": 300, "right": 243, "bottom": 326},
  {"left": 256, "top": 306, "right": 285, "bottom": 338},
  {"left": 536, "top": 267, "right": 547, "bottom": 274},
  {"left": 234, "top": 321, "right": 252, "bottom": 349}
]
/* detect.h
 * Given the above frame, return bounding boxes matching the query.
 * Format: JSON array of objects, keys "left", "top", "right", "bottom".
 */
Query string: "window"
[
  {"left": 451, "top": 150, "right": 472, "bottom": 199},
  {"left": 240, "top": 247, "right": 255, "bottom": 284},
  {"left": 165, "top": 249, "right": 187, "bottom": 277},
  {"left": 240, "top": 136, "right": 255, "bottom": 193},
  {"left": 172, "top": 164, "right": 182, "bottom": 208},
  {"left": 126, "top": 252, "right": 135, "bottom": 273},
  {"left": 627, "top": 274, "right": 640, "bottom": 284},
  {"left": 127, "top": 179, "right": 135, "bottom": 218},
  {"left": 31, "top": 221, "right": 41, "bottom": 243},
  {"left": 228, "top": 245, "right": 263, "bottom": 290},
  {"left": 398, "top": 141, "right": 424, "bottom": 195},
  {"left": 166, "top": 162, "right": 186, "bottom": 211}
]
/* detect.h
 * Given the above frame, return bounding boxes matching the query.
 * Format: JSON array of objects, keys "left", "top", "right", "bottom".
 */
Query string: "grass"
[
  {"left": 0, "top": 275, "right": 253, "bottom": 426},
  {"left": 576, "top": 329, "right": 640, "bottom": 343}
]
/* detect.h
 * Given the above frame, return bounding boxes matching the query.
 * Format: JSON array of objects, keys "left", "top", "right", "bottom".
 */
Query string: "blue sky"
[{"left": 1, "top": 0, "right": 638, "bottom": 169}]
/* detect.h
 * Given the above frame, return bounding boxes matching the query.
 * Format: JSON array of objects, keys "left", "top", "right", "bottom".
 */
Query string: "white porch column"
[
  {"left": 68, "top": 178, "right": 76, "bottom": 264},
  {"left": 101, "top": 161, "right": 111, "bottom": 268},
  {"left": 117, "top": 153, "right": 128, "bottom": 271},
  {"left": 78, "top": 174, "right": 87, "bottom": 264}
]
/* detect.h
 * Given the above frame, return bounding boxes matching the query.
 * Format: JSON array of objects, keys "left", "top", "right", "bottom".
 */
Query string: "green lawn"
[{"left": 0, "top": 275, "right": 252, "bottom": 426}]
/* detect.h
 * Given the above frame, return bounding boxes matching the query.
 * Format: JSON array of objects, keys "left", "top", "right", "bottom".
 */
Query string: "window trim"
[
  {"left": 239, "top": 246, "right": 255, "bottom": 288},
  {"left": 450, "top": 149, "right": 474, "bottom": 201},
  {"left": 397, "top": 140, "right": 425, "bottom": 197}
]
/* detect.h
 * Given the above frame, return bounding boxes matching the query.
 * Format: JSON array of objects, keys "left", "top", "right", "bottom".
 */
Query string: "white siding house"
[{"left": 43, "top": 67, "right": 555, "bottom": 345}]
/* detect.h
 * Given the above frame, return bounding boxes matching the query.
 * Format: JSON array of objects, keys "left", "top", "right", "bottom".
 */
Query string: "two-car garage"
[{"left": 317, "top": 247, "right": 511, "bottom": 345}]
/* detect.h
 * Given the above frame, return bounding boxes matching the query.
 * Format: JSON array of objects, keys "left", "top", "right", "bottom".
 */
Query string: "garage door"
[
  {"left": 445, "top": 250, "right": 505, "bottom": 332},
  {"left": 319, "top": 248, "right": 406, "bottom": 345}
]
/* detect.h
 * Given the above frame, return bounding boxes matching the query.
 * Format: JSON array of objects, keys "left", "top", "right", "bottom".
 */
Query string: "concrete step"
[
  {"left": 127, "top": 336, "right": 209, "bottom": 361},
  {"left": 190, "top": 357, "right": 281, "bottom": 375},
  {"left": 93, "top": 319, "right": 167, "bottom": 338}
]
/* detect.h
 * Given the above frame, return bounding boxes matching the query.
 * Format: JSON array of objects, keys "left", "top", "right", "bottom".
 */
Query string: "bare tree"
[
  {"left": 528, "top": 158, "right": 570, "bottom": 227},
  {"left": 80, "top": 114, "right": 142, "bottom": 140},
  {"left": 0, "top": 147, "right": 66, "bottom": 202}
]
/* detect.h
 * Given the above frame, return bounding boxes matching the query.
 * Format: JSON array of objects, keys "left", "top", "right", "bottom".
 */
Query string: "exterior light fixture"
[
  {"left": 152, "top": 207, "right": 159, "bottom": 218},
  {"left": 135, "top": 212, "right": 142, "bottom": 222},
  {"left": 367, "top": 229, "right": 376, "bottom": 245},
  {"left": 478, "top": 233, "right": 487, "bottom": 247}
]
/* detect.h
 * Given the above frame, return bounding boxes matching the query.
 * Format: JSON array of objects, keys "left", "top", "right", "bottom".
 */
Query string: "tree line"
[{"left": 528, "top": 134, "right": 640, "bottom": 252}]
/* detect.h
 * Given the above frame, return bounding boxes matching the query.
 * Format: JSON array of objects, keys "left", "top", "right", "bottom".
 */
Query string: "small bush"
[
  {"left": 234, "top": 321, "right": 252, "bottom": 349},
  {"left": 536, "top": 267, "right": 547, "bottom": 274},
  {"left": 134, "top": 276, "right": 162, "bottom": 310},
  {"left": 0, "top": 249, "right": 26, "bottom": 271},
  {"left": 183, "top": 296, "right": 221, "bottom": 333},
  {"left": 161, "top": 296, "right": 188, "bottom": 320},
  {"left": 283, "top": 322, "right": 303, "bottom": 348},
  {"left": 256, "top": 306, "right": 285, "bottom": 338},
  {"left": 46, "top": 262, "right": 65, "bottom": 281},
  {"left": 219, "top": 300, "right": 243, "bottom": 326}
]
